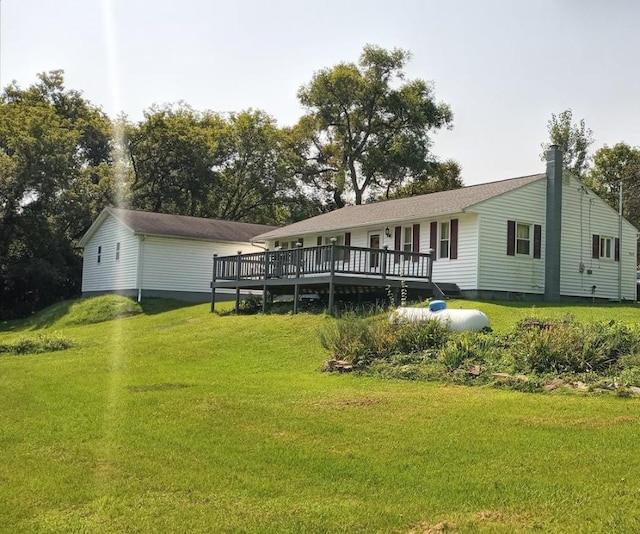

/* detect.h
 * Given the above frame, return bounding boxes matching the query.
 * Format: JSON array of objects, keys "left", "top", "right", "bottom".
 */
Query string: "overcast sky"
[{"left": 3, "top": 0, "right": 640, "bottom": 185}]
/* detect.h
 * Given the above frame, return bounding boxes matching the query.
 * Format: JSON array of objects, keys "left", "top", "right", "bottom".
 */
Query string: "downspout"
[
  {"left": 544, "top": 145, "right": 562, "bottom": 302},
  {"left": 136, "top": 235, "right": 145, "bottom": 302}
]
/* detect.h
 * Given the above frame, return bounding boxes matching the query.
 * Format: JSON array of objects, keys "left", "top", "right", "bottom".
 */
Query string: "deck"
[{"left": 211, "top": 242, "right": 442, "bottom": 314}]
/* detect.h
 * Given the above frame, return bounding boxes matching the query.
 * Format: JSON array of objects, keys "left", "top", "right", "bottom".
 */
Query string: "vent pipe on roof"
[{"left": 544, "top": 145, "right": 563, "bottom": 302}]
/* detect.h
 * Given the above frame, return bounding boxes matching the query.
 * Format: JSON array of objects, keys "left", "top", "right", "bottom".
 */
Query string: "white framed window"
[
  {"left": 516, "top": 222, "right": 531, "bottom": 256},
  {"left": 97, "top": 246, "right": 102, "bottom": 264},
  {"left": 599, "top": 236, "right": 613, "bottom": 260},
  {"left": 439, "top": 222, "right": 450, "bottom": 259},
  {"left": 403, "top": 226, "right": 413, "bottom": 255},
  {"left": 115, "top": 242, "right": 121, "bottom": 261}
]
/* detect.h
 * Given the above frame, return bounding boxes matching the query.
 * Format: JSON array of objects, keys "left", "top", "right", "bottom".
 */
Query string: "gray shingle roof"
[
  {"left": 108, "top": 208, "right": 278, "bottom": 243},
  {"left": 255, "top": 174, "right": 545, "bottom": 240}
]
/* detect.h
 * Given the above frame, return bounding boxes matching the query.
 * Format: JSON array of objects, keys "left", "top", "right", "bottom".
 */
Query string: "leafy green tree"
[
  {"left": 586, "top": 142, "right": 640, "bottom": 232},
  {"left": 126, "top": 104, "right": 221, "bottom": 216},
  {"left": 384, "top": 159, "right": 463, "bottom": 200},
  {"left": 209, "top": 109, "right": 300, "bottom": 224},
  {"left": 128, "top": 106, "right": 317, "bottom": 225},
  {"left": 541, "top": 109, "right": 594, "bottom": 178},
  {"left": 295, "top": 45, "right": 453, "bottom": 207},
  {"left": 0, "top": 71, "right": 114, "bottom": 318}
]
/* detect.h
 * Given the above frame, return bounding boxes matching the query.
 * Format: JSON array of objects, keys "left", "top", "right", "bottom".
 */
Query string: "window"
[
  {"left": 115, "top": 242, "right": 121, "bottom": 261},
  {"left": 507, "top": 220, "right": 541, "bottom": 258},
  {"left": 325, "top": 235, "right": 346, "bottom": 261},
  {"left": 439, "top": 222, "right": 450, "bottom": 258},
  {"left": 97, "top": 246, "right": 102, "bottom": 264},
  {"left": 403, "top": 227, "right": 413, "bottom": 253},
  {"left": 516, "top": 223, "right": 531, "bottom": 255},
  {"left": 599, "top": 236, "right": 613, "bottom": 260},
  {"left": 592, "top": 234, "right": 619, "bottom": 261},
  {"left": 324, "top": 235, "right": 343, "bottom": 246}
]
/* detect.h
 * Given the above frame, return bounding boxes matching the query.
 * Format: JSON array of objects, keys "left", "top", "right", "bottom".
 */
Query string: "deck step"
[{"left": 431, "top": 282, "right": 463, "bottom": 299}]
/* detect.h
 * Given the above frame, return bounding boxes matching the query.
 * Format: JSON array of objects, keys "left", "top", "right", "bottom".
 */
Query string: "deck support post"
[
  {"left": 210, "top": 254, "right": 218, "bottom": 313},
  {"left": 235, "top": 251, "right": 242, "bottom": 314},
  {"left": 328, "top": 238, "right": 337, "bottom": 316},
  {"left": 263, "top": 249, "right": 269, "bottom": 313},
  {"left": 382, "top": 245, "right": 388, "bottom": 279},
  {"left": 293, "top": 243, "right": 302, "bottom": 314},
  {"left": 428, "top": 249, "right": 434, "bottom": 282}
]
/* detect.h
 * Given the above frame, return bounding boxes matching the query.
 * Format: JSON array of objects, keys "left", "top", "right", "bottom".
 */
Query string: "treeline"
[{"left": 0, "top": 45, "right": 462, "bottom": 318}]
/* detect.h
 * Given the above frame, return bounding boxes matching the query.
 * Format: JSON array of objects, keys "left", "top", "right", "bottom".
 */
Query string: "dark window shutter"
[
  {"left": 592, "top": 234, "right": 600, "bottom": 259},
  {"left": 412, "top": 223, "right": 420, "bottom": 262},
  {"left": 394, "top": 226, "right": 402, "bottom": 263},
  {"left": 344, "top": 232, "right": 351, "bottom": 262},
  {"left": 533, "top": 224, "right": 542, "bottom": 259},
  {"left": 450, "top": 219, "right": 459, "bottom": 260},
  {"left": 430, "top": 222, "right": 437, "bottom": 261},
  {"left": 507, "top": 220, "right": 516, "bottom": 256},
  {"left": 615, "top": 237, "right": 620, "bottom": 262}
]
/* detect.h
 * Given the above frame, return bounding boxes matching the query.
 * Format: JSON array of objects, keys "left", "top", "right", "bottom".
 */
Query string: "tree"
[
  {"left": 541, "top": 109, "right": 594, "bottom": 178},
  {"left": 127, "top": 104, "right": 221, "bottom": 217},
  {"left": 383, "top": 159, "right": 463, "bottom": 200},
  {"left": 208, "top": 109, "right": 301, "bottom": 224},
  {"left": 295, "top": 45, "right": 453, "bottom": 207},
  {"left": 586, "top": 142, "right": 640, "bottom": 232},
  {"left": 0, "top": 71, "right": 114, "bottom": 318},
  {"left": 128, "top": 106, "right": 318, "bottom": 225}
]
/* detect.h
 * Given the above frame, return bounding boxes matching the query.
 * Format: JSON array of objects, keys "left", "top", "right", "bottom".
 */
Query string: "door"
[{"left": 368, "top": 231, "right": 381, "bottom": 271}]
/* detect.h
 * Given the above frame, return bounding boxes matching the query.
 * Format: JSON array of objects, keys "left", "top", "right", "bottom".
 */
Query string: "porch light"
[{"left": 385, "top": 227, "right": 391, "bottom": 238}]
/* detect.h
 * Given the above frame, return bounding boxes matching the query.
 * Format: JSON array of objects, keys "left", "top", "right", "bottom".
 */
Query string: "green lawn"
[{"left": 2, "top": 300, "right": 640, "bottom": 533}]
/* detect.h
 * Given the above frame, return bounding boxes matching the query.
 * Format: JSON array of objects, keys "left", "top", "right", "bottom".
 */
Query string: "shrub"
[
  {"left": 318, "top": 313, "right": 379, "bottom": 366},
  {"left": 619, "top": 367, "right": 640, "bottom": 387},
  {"left": 393, "top": 320, "right": 450, "bottom": 355},
  {"left": 320, "top": 311, "right": 640, "bottom": 396},
  {"left": 511, "top": 319, "right": 640, "bottom": 374},
  {"left": 238, "top": 295, "right": 262, "bottom": 314},
  {"left": 319, "top": 314, "right": 450, "bottom": 367},
  {"left": 0, "top": 334, "right": 73, "bottom": 355},
  {"left": 439, "top": 335, "right": 474, "bottom": 371}
]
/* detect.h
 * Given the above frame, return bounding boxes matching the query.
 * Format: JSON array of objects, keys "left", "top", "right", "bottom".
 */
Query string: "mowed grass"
[{"left": 2, "top": 300, "right": 640, "bottom": 533}]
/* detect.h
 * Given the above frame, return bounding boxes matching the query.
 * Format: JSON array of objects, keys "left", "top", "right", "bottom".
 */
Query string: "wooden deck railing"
[{"left": 213, "top": 243, "right": 433, "bottom": 283}]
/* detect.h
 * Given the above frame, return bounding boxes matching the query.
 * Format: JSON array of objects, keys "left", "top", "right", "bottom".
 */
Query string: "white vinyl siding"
[
  {"left": 429, "top": 214, "right": 478, "bottom": 289},
  {"left": 472, "top": 179, "right": 547, "bottom": 294},
  {"left": 559, "top": 174, "right": 636, "bottom": 300},
  {"left": 266, "top": 213, "right": 478, "bottom": 290},
  {"left": 81, "top": 216, "right": 139, "bottom": 292},
  {"left": 141, "top": 237, "right": 265, "bottom": 294}
]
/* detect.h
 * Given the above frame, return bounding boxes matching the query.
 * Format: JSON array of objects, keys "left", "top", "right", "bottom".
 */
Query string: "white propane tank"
[{"left": 392, "top": 300, "right": 490, "bottom": 332}]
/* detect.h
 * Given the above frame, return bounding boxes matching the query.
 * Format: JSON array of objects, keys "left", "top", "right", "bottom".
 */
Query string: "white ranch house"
[
  {"left": 239, "top": 146, "right": 638, "bottom": 304},
  {"left": 79, "top": 208, "right": 276, "bottom": 302}
]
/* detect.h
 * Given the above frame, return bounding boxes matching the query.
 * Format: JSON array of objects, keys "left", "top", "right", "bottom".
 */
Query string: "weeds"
[
  {"left": 0, "top": 334, "right": 73, "bottom": 355},
  {"left": 321, "top": 313, "right": 640, "bottom": 395}
]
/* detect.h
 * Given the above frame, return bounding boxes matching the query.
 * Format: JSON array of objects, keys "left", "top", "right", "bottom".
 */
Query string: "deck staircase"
[{"left": 430, "top": 282, "right": 463, "bottom": 299}]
